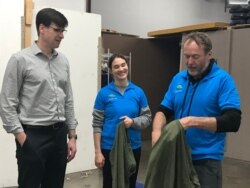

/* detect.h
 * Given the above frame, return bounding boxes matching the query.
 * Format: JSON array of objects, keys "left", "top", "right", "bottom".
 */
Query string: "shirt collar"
[
  {"left": 31, "top": 41, "right": 58, "bottom": 57},
  {"left": 187, "top": 58, "right": 216, "bottom": 83}
]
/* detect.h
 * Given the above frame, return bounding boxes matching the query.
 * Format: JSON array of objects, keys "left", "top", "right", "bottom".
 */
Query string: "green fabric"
[
  {"left": 110, "top": 122, "right": 136, "bottom": 188},
  {"left": 144, "top": 120, "right": 200, "bottom": 188}
]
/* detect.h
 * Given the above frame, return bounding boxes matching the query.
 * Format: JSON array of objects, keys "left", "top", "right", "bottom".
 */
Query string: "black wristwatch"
[{"left": 68, "top": 134, "right": 77, "bottom": 140}]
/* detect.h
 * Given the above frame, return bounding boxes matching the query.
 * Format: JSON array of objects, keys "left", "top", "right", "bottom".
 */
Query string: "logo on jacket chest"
[
  {"left": 108, "top": 93, "right": 118, "bottom": 101},
  {"left": 175, "top": 84, "right": 183, "bottom": 93}
]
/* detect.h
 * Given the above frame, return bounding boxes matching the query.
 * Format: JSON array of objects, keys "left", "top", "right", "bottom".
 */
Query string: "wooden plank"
[
  {"left": 24, "top": 0, "right": 33, "bottom": 48},
  {"left": 24, "top": 25, "right": 31, "bottom": 48},
  {"left": 25, "top": 0, "right": 33, "bottom": 25},
  {"left": 148, "top": 22, "right": 228, "bottom": 37},
  {"left": 227, "top": 24, "right": 250, "bottom": 30},
  {"left": 102, "top": 29, "right": 139, "bottom": 38}
]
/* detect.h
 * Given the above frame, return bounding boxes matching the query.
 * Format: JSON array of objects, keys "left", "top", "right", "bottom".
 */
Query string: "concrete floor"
[
  {"left": 6, "top": 140, "right": 250, "bottom": 188},
  {"left": 63, "top": 140, "right": 250, "bottom": 188}
]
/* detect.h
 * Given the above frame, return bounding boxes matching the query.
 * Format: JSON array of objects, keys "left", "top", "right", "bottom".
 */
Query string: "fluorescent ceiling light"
[{"left": 228, "top": 0, "right": 249, "bottom": 5}]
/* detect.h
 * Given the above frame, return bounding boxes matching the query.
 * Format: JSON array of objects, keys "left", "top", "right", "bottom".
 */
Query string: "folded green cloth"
[
  {"left": 144, "top": 120, "right": 200, "bottom": 188},
  {"left": 110, "top": 122, "right": 136, "bottom": 188}
]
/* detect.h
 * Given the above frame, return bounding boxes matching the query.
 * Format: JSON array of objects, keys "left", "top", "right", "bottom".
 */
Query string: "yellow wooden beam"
[
  {"left": 25, "top": 0, "right": 33, "bottom": 25},
  {"left": 148, "top": 22, "right": 229, "bottom": 37},
  {"left": 24, "top": 25, "right": 31, "bottom": 48},
  {"left": 24, "top": 0, "right": 33, "bottom": 47}
]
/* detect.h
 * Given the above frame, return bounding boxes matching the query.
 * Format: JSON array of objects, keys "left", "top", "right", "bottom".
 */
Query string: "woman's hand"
[
  {"left": 120, "top": 116, "right": 134, "bottom": 128},
  {"left": 95, "top": 152, "right": 105, "bottom": 168}
]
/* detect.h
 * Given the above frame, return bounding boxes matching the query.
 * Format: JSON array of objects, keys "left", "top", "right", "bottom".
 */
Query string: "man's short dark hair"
[{"left": 36, "top": 8, "right": 68, "bottom": 35}]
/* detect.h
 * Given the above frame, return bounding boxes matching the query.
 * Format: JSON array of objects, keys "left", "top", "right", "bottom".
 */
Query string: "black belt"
[{"left": 22, "top": 122, "right": 65, "bottom": 130}]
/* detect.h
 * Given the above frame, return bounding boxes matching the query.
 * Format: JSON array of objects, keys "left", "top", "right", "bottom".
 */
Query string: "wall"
[
  {"left": 34, "top": 0, "right": 86, "bottom": 12},
  {"left": 0, "top": 0, "right": 101, "bottom": 187},
  {"left": 0, "top": 1, "right": 24, "bottom": 187},
  {"left": 226, "top": 28, "right": 250, "bottom": 161},
  {"left": 91, "top": 0, "right": 230, "bottom": 38}
]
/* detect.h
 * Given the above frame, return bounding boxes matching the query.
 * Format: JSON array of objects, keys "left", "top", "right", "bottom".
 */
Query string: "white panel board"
[{"left": 34, "top": 0, "right": 87, "bottom": 12}]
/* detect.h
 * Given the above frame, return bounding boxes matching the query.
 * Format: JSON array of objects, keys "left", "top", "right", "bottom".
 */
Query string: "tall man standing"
[
  {"left": 0, "top": 8, "right": 78, "bottom": 188},
  {"left": 152, "top": 32, "right": 241, "bottom": 188}
]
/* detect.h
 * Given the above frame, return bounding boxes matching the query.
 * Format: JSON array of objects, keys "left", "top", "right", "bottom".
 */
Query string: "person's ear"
[
  {"left": 208, "top": 50, "right": 212, "bottom": 57},
  {"left": 39, "top": 24, "right": 47, "bottom": 35}
]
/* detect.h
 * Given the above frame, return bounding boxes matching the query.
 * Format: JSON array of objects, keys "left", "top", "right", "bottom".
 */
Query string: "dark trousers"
[
  {"left": 102, "top": 148, "right": 141, "bottom": 188},
  {"left": 193, "top": 159, "right": 222, "bottom": 188},
  {"left": 15, "top": 123, "right": 68, "bottom": 188}
]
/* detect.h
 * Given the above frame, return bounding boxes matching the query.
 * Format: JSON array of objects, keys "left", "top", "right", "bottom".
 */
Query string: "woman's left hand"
[{"left": 120, "top": 116, "right": 134, "bottom": 128}]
